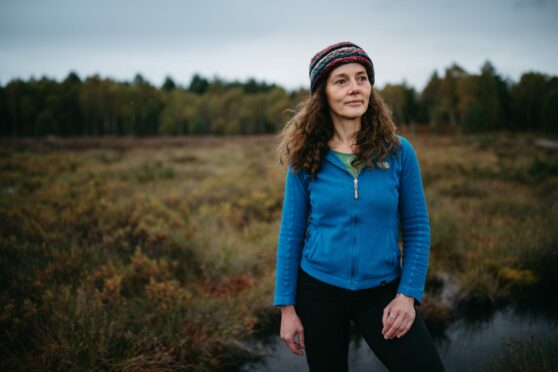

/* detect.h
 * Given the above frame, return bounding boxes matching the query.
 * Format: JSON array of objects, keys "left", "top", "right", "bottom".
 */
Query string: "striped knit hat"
[{"left": 309, "top": 41, "right": 375, "bottom": 93}]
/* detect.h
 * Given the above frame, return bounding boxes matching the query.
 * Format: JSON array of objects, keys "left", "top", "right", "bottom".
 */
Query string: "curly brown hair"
[{"left": 277, "top": 82, "right": 401, "bottom": 177}]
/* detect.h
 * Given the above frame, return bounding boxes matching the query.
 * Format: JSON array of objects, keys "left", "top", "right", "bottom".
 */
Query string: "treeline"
[
  {"left": 1, "top": 60, "right": 557, "bottom": 137},
  {"left": 0, "top": 73, "right": 299, "bottom": 137},
  {"left": 383, "top": 61, "right": 558, "bottom": 133}
]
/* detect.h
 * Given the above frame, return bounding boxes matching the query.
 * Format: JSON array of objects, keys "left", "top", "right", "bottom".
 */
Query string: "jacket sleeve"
[
  {"left": 273, "top": 165, "right": 310, "bottom": 306},
  {"left": 396, "top": 137, "right": 431, "bottom": 305}
]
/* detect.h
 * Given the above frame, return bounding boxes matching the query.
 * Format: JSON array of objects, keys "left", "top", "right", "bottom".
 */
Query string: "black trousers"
[{"left": 295, "top": 268, "right": 445, "bottom": 372}]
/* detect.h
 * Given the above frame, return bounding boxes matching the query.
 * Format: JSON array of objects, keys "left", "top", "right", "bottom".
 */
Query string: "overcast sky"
[{"left": 1, "top": 0, "right": 557, "bottom": 91}]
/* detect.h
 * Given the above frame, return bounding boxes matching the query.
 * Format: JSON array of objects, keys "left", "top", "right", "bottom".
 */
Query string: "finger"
[
  {"left": 298, "top": 329, "right": 305, "bottom": 349},
  {"left": 384, "top": 316, "right": 404, "bottom": 339},
  {"left": 395, "top": 320, "right": 410, "bottom": 338},
  {"left": 397, "top": 316, "right": 416, "bottom": 338},
  {"left": 382, "top": 306, "right": 391, "bottom": 325},
  {"left": 382, "top": 311, "right": 399, "bottom": 335},
  {"left": 286, "top": 338, "right": 303, "bottom": 356},
  {"left": 291, "top": 330, "right": 305, "bottom": 355},
  {"left": 281, "top": 333, "right": 298, "bottom": 355},
  {"left": 382, "top": 307, "right": 394, "bottom": 334}
]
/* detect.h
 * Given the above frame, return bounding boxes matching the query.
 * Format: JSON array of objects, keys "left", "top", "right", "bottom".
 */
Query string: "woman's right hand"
[{"left": 279, "top": 305, "right": 305, "bottom": 356}]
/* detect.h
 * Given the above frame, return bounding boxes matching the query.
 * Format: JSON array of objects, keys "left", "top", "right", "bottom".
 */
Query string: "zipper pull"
[{"left": 354, "top": 178, "right": 359, "bottom": 199}]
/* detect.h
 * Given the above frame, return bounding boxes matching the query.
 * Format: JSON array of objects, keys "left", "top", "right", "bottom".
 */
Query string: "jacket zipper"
[
  {"left": 351, "top": 176, "right": 359, "bottom": 289},
  {"left": 326, "top": 152, "right": 360, "bottom": 289}
]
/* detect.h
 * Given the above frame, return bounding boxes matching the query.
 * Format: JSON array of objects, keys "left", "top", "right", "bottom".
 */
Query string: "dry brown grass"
[{"left": 1, "top": 131, "right": 557, "bottom": 370}]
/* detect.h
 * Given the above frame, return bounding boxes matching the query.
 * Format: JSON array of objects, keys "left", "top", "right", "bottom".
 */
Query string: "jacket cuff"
[
  {"left": 396, "top": 284, "right": 423, "bottom": 306},
  {"left": 273, "top": 295, "right": 295, "bottom": 307}
]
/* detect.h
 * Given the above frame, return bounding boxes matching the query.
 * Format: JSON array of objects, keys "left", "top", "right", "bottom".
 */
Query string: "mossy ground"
[{"left": 1, "top": 132, "right": 556, "bottom": 370}]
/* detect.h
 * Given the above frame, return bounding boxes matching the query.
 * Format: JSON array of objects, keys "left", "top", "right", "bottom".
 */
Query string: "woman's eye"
[
  {"left": 358, "top": 76, "right": 368, "bottom": 81},
  {"left": 335, "top": 80, "right": 345, "bottom": 85}
]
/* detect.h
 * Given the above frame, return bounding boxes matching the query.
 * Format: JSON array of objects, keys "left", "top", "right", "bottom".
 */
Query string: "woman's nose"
[{"left": 348, "top": 79, "right": 360, "bottom": 94}]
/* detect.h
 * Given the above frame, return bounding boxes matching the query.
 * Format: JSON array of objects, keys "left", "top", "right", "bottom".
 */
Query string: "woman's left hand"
[{"left": 382, "top": 293, "right": 416, "bottom": 340}]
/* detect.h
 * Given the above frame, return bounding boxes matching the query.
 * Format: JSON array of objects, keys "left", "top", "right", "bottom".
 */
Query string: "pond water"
[{"left": 242, "top": 304, "right": 558, "bottom": 372}]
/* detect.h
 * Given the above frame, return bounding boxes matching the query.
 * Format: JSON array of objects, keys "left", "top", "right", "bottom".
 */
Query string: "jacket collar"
[{"left": 325, "top": 148, "right": 354, "bottom": 176}]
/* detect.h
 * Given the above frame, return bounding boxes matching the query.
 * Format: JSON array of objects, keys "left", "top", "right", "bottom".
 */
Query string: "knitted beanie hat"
[{"left": 309, "top": 41, "right": 375, "bottom": 93}]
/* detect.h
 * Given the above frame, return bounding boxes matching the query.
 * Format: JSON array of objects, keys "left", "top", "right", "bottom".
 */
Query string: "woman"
[{"left": 273, "top": 42, "right": 445, "bottom": 371}]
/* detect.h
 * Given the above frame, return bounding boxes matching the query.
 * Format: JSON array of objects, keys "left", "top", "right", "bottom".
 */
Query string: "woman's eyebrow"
[
  {"left": 331, "top": 70, "right": 367, "bottom": 79},
  {"left": 330, "top": 72, "right": 348, "bottom": 79}
]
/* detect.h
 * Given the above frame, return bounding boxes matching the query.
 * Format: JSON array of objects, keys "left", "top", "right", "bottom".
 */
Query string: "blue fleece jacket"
[{"left": 273, "top": 135, "right": 430, "bottom": 306}]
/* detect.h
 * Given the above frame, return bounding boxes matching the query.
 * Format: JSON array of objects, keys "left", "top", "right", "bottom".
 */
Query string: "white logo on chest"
[{"left": 376, "top": 161, "right": 390, "bottom": 169}]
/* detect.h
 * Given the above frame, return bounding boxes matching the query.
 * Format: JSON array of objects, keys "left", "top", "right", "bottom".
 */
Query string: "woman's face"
[{"left": 324, "top": 63, "right": 371, "bottom": 122}]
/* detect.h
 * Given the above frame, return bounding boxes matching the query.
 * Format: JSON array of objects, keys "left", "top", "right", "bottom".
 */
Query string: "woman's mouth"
[{"left": 345, "top": 100, "right": 363, "bottom": 106}]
